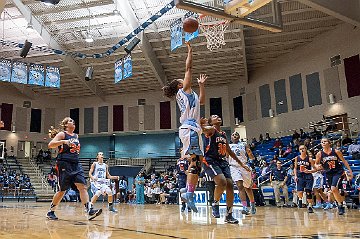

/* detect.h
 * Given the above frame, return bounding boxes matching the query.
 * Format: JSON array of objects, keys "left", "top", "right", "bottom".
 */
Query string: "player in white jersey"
[
  {"left": 162, "top": 42, "right": 207, "bottom": 212},
  {"left": 89, "top": 152, "right": 119, "bottom": 212},
  {"left": 228, "top": 132, "right": 256, "bottom": 215}
]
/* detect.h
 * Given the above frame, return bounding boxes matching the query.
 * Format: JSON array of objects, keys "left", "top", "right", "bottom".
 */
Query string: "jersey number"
[
  {"left": 327, "top": 161, "right": 336, "bottom": 169},
  {"left": 69, "top": 143, "right": 80, "bottom": 154},
  {"left": 218, "top": 143, "right": 227, "bottom": 156}
]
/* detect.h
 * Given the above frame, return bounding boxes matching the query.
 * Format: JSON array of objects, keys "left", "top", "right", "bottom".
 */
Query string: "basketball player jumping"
[
  {"left": 162, "top": 42, "right": 207, "bottom": 212},
  {"left": 228, "top": 131, "right": 257, "bottom": 215},
  {"left": 315, "top": 137, "right": 353, "bottom": 215},
  {"left": 201, "top": 115, "right": 250, "bottom": 223},
  {"left": 46, "top": 117, "right": 102, "bottom": 220},
  {"left": 89, "top": 152, "right": 119, "bottom": 213}
]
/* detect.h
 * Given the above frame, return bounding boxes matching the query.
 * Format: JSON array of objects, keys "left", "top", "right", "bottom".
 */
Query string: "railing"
[
  {"left": 113, "top": 158, "right": 151, "bottom": 167},
  {"left": 28, "top": 157, "right": 50, "bottom": 193}
]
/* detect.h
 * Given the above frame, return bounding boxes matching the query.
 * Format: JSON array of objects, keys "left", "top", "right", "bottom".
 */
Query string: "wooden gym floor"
[{"left": 0, "top": 202, "right": 359, "bottom": 239}]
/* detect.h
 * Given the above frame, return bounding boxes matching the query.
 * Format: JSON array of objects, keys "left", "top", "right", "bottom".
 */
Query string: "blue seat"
[
  {"left": 347, "top": 160, "right": 360, "bottom": 166},
  {"left": 350, "top": 166, "right": 360, "bottom": 172},
  {"left": 344, "top": 155, "right": 353, "bottom": 161}
]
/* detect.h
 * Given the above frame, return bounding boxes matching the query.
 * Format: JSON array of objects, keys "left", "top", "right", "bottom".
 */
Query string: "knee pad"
[
  {"left": 305, "top": 189, "right": 312, "bottom": 199},
  {"left": 189, "top": 156, "right": 201, "bottom": 175},
  {"left": 95, "top": 190, "right": 102, "bottom": 197}
]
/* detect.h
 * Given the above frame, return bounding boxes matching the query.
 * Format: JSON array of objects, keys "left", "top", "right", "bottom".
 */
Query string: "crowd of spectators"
[{"left": 0, "top": 163, "right": 33, "bottom": 196}]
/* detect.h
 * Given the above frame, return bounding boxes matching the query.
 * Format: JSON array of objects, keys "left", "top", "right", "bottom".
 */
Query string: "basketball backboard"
[{"left": 174, "top": 0, "right": 283, "bottom": 32}]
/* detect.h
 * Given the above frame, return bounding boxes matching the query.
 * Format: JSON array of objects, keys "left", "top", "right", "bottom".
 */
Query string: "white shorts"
[
  {"left": 230, "top": 165, "right": 252, "bottom": 188},
  {"left": 91, "top": 180, "right": 112, "bottom": 195},
  {"left": 179, "top": 122, "right": 203, "bottom": 156},
  {"left": 312, "top": 175, "right": 324, "bottom": 189}
]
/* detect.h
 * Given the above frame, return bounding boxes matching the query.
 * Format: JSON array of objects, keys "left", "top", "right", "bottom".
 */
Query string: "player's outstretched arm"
[
  {"left": 183, "top": 42, "right": 192, "bottom": 94},
  {"left": 198, "top": 74, "right": 207, "bottom": 105}
]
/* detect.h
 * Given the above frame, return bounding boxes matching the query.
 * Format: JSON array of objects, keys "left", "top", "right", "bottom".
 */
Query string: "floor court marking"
[{"left": 24, "top": 212, "right": 188, "bottom": 239}]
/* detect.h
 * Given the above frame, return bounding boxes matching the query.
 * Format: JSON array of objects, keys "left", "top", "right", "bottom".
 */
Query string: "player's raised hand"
[{"left": 197, "top": 74, "right": 208, "bottom": 85}]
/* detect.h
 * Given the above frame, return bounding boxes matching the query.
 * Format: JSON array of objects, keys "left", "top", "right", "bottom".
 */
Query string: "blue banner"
[
  {"left": 45, "top": 66, "right": 60, "bottom": 88},
  {"left": 114, "top": 58, "right": 123, "bottom": 84},
  {"left": 185, "top": 30, "right": 199, "bottom": 42},
  {"left": 28, "top": 63, "right": 45, "bottom": 86},
  {"left": 11, "top": 61, "right": 28, "bottom": 84},
  {"left": 0, "top": 59, "right": 11, "bottom": 82},
  {"left": 170, "top": 18, "right": 183, "bottom": 51},
  {"left": 123, "top": 54, "right": 132, "bottom": 79}
]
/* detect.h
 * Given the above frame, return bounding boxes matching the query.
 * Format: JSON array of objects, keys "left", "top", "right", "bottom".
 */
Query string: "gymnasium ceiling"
[{"left": 0, "top": 0, "right": 359, "bottom": 99}]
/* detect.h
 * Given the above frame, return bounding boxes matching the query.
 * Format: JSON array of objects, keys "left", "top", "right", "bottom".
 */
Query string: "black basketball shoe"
[
  {"left": 88, "top": 208, "right": 102, "bottom": 220},
  {"left": 225, "top": 213, "right": 239, "bottom": 224},
  {"left": 46, "top": 211, "right": 58, "bottom": 220},
  {"left": 212, "top": 204, "right": 220, "bottom": 218}
]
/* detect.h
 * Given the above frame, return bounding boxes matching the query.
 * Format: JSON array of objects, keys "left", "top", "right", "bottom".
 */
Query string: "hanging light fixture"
[
  {"left": 84, "top": 6, "right": 94, "bottom": 43},
  {"left": 85, "top": 32, "right": 94, "bottom": 43}
]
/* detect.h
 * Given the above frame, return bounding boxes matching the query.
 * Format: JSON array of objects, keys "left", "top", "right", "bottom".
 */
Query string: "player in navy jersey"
[
  {"left": 315, "top": 137, "right": 353, "bottom": 215},
  {"left": 201, "top": 115, "right": 250, "bottom": 223},
  {"left": 162, "top": 42, "right": 207, "bottom": 212},
  {"left": 294, "top": 145, "right": 316, "bottom": 213},
  {"left": 176, "top": 152, "right": 190, "bottom": 212},
  {"left": 46, "top": 117, "right": 102, "bottom": 220}
]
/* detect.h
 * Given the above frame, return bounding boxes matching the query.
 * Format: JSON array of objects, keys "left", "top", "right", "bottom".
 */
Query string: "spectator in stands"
[
  {"left": 278, "top": 145, "right": 285, "bottom": 158},
  {"left": 64, "top": 188, "right": 77, "bottom": 202},
  {"left": 271, "top": 138, "right": 283, "bottom": 150},
  {"left": 152, "top": 183, "right": 161, "bottom": 204},
  {"left": 348, "top": 139, "right": 360, "bottom": 160},
  {"left": 259, "top": 134, "right": 264, "bottom": 144},
  {"left": 118, "top": 176, "right": 127, "bottom": 203},
  {"left": 48, "top": 172, "right": 57, "bottom": 192},
  {"left": 283, "top": 145, "right": 293, "bottom": 158},
  {"left": 270, "top": 156, "right": 279, "bottom": 171},
  {"left": 127, "top": 184, "right": 136, "bottom": 203},
  {"left": 265, "top": 133, "right": 271, "bottom": 142},
  {"left": 342, "top": 134, "right": 353, "bottom": 146},
  {"left": 36, "top": 149, "right": 43, "bottom": 164},
  {"left": 135, "top": 172, "right": 145, "bottom": 204},
  {"left": 335, "top": 141, "right": 346, "bottom": 155},
  {"left": 270, "top": 160, "right": 289, "bottom": 207},
  {"left": 260, "top": 162, "right": 270, "bottom": 182},
  {"left": 299, "top": 129, "right": 308, "bottom": 141},
  {"left": 303, "top": 138, "right": 311, "bottom": 149},
  {"left": 251, "top": 138, "right": 258, "bottom": 145},
  {"left": 292, "top": 130, "right": 300, "bottom": 142}
]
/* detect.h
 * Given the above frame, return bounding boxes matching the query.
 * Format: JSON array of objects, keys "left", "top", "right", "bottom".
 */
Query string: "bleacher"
[{"left": 0, "top": 157, "right": 36, "bottom": 201}]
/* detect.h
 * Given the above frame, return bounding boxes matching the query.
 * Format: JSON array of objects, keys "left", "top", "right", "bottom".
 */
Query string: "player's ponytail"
[
  {"left": 48, "top": 117, "right": 71, "bottom": 138},
  {"left": 163, "top": 79, "right": 181, "bottom": 99}
]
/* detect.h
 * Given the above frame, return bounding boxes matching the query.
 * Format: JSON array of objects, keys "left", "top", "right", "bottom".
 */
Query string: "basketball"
[{"left": 183, "top": 18, "right": 199, "bottom": 33}]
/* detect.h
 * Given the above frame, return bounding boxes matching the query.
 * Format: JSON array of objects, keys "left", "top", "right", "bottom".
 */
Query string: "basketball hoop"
[{"left": 198, "top": 14, "right": 229, "bottom": 51}]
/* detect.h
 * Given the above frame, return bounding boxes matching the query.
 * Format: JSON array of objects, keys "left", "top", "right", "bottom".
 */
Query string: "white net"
[{"left": 199, "top": 17, "right": 229, "bottom": 51}]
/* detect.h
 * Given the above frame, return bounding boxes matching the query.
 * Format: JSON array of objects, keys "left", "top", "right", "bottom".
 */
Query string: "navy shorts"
[
  {"left": 203, "top": 157, "right": 232, "bottom": 179},
  {"left": 326, "top": 171, "right": 345, "bottom": 188},
  {"left": 56, "top": 160, "right": 87, "bottom": 191},
  {"left": 178, "top": 174, "right": 187, "bottom": 189},
  {"left": 296, "top": 174, "right": 314, "bottom": 191}
]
